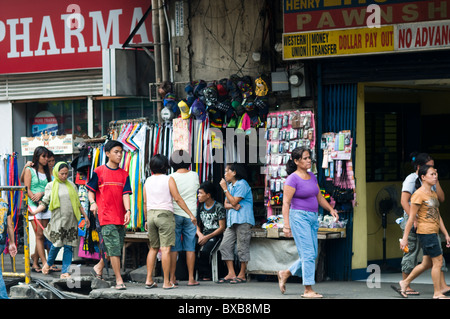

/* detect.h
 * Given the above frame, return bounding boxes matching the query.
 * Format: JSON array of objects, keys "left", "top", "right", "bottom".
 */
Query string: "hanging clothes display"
[{"left": 0, "top": 153, "right": 22, "bottom": 248}]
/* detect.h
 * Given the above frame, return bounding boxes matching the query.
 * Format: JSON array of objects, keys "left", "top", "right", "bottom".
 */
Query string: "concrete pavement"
[{"left": 4, "top": 253, "right": 445, "bottom": 300}]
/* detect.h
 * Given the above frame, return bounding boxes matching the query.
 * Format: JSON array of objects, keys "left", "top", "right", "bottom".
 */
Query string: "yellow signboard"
[{"left": 283, "top": 26, "right": 394, "bottom": 59}]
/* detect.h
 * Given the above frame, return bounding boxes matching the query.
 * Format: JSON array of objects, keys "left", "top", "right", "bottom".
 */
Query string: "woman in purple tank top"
[{"left": 277, "top": 147, "right": 338, "bottom": 298}]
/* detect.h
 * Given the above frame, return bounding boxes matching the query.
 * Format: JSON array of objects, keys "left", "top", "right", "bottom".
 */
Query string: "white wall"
[{"left": 0, "top": 101, "right": 13, "bottom": 154}]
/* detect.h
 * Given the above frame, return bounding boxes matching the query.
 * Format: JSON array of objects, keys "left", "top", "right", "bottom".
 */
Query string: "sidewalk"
[{"left": 4, "top": 253, "right": 445, "bottom": 300}]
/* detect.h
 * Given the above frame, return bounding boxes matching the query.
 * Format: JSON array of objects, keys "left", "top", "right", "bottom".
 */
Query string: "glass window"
[
  {"left": 365, "top": 103, "right": 420, "bottom": 182},
  {"left": 26, "top": 99, "right": 87, "bottom": 138},
  {"left": 94, "top": 98, "right": 157, "bottom": 137}
]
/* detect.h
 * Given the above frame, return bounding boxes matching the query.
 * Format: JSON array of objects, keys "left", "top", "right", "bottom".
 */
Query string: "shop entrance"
[{"left": 364, "top": 80, "right": 450, "bottom": 268}]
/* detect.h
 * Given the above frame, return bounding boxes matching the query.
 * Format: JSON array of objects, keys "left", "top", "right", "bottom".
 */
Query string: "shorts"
[
  {"left": 28, "top": 205, "right": 52, "bottom": 221},
  {"left": 147, "top": 209, "right": 175, "bottom": 248},
  {"left": 172, "top": 214, "right": 197, "bottom": 252},
  {"left": 100, "top": 224, "right": 125, "bottom": 257},
  {"left": 219, "top": 223, "right": 252, "bottom": 262},
  {"left": 417, "top": 233, "right": 442, "bottom": 258}
]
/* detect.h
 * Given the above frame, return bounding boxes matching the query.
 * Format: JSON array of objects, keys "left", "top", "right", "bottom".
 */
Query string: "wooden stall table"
[
  {"left": 122, "top": 232, "right": 149, "bottom": 271},
  {"left": 247, "top": 227, "right": 346, "bottom": 280}
]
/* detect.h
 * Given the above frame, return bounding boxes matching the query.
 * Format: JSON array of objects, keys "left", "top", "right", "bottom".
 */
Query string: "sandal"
[
  {"left": 50, "top": 266, "right": 61, "bottom": 272},
  {"left": 230, "top": 277, "right": 247, "bottom": 284},
  {"left": 277, "top": 271, "right": 286, "bottom": 294},
  {"left": 41, "top": 264, "right": 50, "bottom": 275},
  {"left": 301, "top": 291, "right": 323, "bottom": 298},
  {"left": 391, "top": 285, "right": 407, "bottom": 298},
  {"left": 31, "top": 267, "right": 42, "bottom": 273},
  {"left": 216, "top": 278, "right": 234, "bottom": 284},
  {"left": 113, "top": 284, "right": 126, "bottom": 290},
  {"left": 90, "top": 269, "right": 103, "bottom": 280},
  {"left": 145, "top": 282, "right": 157, "bottom": 289},
  {"left": 405, "top": 289, "right": 420, "bottom": 295},
  {"left": 60, "top": 273, "right": 71, "bottom": 279},
  {"left": 163, "top": 283, "right": 178, "bottom": 290}
]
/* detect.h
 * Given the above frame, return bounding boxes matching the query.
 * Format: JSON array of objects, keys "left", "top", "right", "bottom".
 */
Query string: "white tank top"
[{"left": 144, "top": 174, "right": 173, "bottom": 212}]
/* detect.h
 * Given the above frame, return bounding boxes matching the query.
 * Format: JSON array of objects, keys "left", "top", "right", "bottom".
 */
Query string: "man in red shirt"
[{"left": 87, "top": 140, "right": 132, "bottom": 290}]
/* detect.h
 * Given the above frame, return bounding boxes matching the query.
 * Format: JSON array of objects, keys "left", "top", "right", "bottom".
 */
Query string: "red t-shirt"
[{"left": 86, "top": 164, "right": 132, "bottom": 226}]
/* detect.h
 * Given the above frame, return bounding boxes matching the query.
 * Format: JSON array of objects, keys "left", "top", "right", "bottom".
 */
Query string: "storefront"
[
  {"left": 0, "top": 0, "right": 155, "bottom": 260},
  {"left": 282, "top": 0, "right": 450, "bottom": 279}
]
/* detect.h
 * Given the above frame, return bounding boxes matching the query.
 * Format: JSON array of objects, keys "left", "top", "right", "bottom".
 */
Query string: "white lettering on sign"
[{"left": 0, "top": 3, "right": 151, "bottom": 72}]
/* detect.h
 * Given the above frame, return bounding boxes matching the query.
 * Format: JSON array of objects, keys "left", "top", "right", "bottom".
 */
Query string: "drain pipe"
[
  {"left": 152, "top": 0, "right": 162, "bottom": 123},
  {"left": 159, "top": 0, "right": 170, "bottom": 83}
]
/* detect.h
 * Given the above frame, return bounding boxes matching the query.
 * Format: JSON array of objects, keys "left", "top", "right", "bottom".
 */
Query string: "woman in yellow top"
[{"left": 396, "top": 165, "right": 450, "bottom": 299}]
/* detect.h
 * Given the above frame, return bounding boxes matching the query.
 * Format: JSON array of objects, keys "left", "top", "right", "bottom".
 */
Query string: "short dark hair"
[
  {"left": 150, "top": 154, "right": 169, "bottom": 174},
  {"left": 105, "top": 140, "right": 123, "bottom": 153},
  {"left": 199, "top": 181, "right": 216, "bottom": 199},
  {"left": 226, "top": 163, "right": 247, "bottom": 180},
  {"left": 169, "top": 150, "right": 191, "bottom": 171}
]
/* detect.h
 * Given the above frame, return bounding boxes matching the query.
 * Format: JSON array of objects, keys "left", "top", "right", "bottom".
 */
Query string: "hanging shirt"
[
  {"left": 86, "top": 164, "right": 132, "bottom": 226},
  {"left": 0, "top": 198, "right": 10, "bottom": 246}
]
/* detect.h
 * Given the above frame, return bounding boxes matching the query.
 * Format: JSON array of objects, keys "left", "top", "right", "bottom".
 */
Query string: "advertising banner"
[
  {"left": 396, "top": 20, "right": 450, "bottom": 51},
  {"left": 0, "top": 0, "right": 152, "bottom": 74},
  {"left": 283, "top": 25, "right": 394, "bottom": 59},
  {"left": 283, "top": 20, "right": 450, "bottom": 60},
  {"left": 284, "top": 0, "right": 449, "bottom": 33},
  {"left": 21, "top": 134, "right": 77, "bottom": 156}
]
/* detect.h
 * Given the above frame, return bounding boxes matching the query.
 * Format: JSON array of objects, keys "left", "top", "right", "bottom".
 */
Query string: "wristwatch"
[
  {"left": 126, "top": 209, "right": 131, "bottom": 213},
  {"left": 223, "top": 189, "right": 228, "bottom": 193}
]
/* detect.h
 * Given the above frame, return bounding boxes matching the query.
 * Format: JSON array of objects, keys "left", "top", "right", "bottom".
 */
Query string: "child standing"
[
  {"left": 196, "top": 181, "right": 226, "bottom": 281},
  {"left": 87, "top": 140, "right": 132, "bottom": 290}
]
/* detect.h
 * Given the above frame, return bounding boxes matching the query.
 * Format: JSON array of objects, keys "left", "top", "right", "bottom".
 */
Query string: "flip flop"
[
  {"left": 90, "top": 269, "right": 103, "bottom": 280},
  {"left": 49, "top": 266, "right": 61, "bottom": 272},
  {"left": 145, "top": 282, "right": 157, "bottom": 289},
  {"left": 230, "top": 278, "right": 247, "bottom": 284},
  {"left": 31, "top": 267, "right": 42, "bottom": 273},
  {"left": 113, "top": 284, "right": 126, "bottom": 290},
  {"left": 405, "top": 289, "right": 420, "bottom": 295},
  {"left": 187, "top": 282, "right": 200, "bottom": 286},
  {"left": 433, "top": 295, "right": 450, "bottom": 299},
  {"left": 163, "top": 284, "right": 177, "bottom": 290},
  {"left": 277, "top": 271, "right": 286, "bottom": 294},
  {"left": 301, "top": 292, "right": 323, "bottom": 298},
  {"left": 391, "top": 285, "right": 407, "bottom": 298},
  {"left": 216, "top": 278, "right": 234, "bottom": 284}
]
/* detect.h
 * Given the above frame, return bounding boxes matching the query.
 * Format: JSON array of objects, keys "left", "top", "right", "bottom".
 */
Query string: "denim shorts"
[
  {"left": 172, "top": 214, "right": 197, "bottom": 252},
  {"left": 417, "top": 233, "right": 442, "bottom": 258}
]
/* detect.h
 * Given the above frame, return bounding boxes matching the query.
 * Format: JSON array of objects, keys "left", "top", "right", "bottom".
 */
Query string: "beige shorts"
[{"left": 147, "top": 209, "right": 175, "bottom": 248}]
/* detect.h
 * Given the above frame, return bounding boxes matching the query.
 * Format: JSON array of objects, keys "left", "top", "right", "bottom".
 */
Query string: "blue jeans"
[
  {"left": 47, "top": 244, "right": 73, "bottom": 274},
  {"left": 0, "top": 244, "right": 8, "bottom": 299},
  {"left": 288, "top": 209, "right": 319, "bottom": 286}
]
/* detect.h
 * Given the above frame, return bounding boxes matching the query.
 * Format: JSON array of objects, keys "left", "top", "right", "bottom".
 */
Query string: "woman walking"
[
  {"left": 396, "top": 165, "right": 450, "bottom": 299},
  {"left": 32, "top": 162, "right": 90, "bottom": 278},
  {"left": 23, "top": 146, "right": 52, "bottom": 272},
  {"left": 277, "top": 147, "right": 339, "bottom": 298}
]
